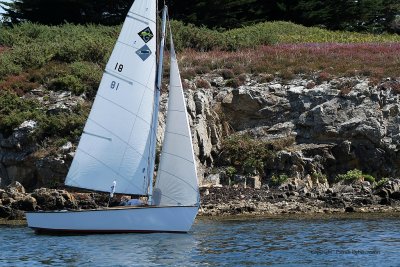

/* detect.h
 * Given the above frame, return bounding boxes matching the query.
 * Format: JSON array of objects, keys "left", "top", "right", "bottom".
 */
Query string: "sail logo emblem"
[
  {"left": 136, "top": 44, "right": 152, "bottom": 61},
  {"left": 138, "top": 27, "right": 154, "bottom": 43}
]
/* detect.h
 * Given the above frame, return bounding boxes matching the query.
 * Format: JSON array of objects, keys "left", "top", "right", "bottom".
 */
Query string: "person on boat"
[
  {"left": 127, "top": 199, "right": 143, "bottom": 206},
  {"left": 120, "top": 197, "right": 143, "bottom": 206}
]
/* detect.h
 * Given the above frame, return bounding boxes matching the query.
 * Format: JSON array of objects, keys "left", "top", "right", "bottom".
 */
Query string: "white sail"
[
  {"left": 153, "top": 37, "right": 199, "bottom": 206},
  {"left": 65, "top": 0, "right": 157, "bottom": 195}
]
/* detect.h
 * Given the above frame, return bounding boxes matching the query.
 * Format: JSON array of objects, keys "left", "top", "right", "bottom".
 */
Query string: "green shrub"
[
  {"left": 311, "top": 171, "right": 328, "bottom": 183},
  {"left": 375, "top": 178, "right": 389, "bottom": 189},
  {"left": 221, "top": 134, "right": 273, "bottom": 175},
  {"left": 270, "top": 174, "right": 289, "bottom": 186},
  {"left": 363, "top": 174, "right": 376, "bottom": 184},
  {"left": 27, "top": 62, "right": 69, "bottom": 84},
  {"left": 0, "top": 22, "right": 115, "bottom": 76},
  {"left": 226, "top": 166, "right": 237, "bottom": 177},
  {"left": 10, "top": 43, "right": 54, "bottom": 68},
  {"left": 34, "top": 104, "right": 89, "bottom": 141},
  {"left": 0, "top": 91, "right": 41, "bottom": 137},
  {"left": 69, "top": 61, "right": 102, "bottom": 97},
  {"left": 0, "top": 53, "right": 23, "bottom": 77},
  {"left": 243, "top": 158, "right": 263, "bottom": 175},
  {"left": 336, "top": 169, "right": 362, "bottom": 183},
  {"left": 335, "top": 169, "right": 375, "bottom": 184},
  {"left": 49, "top": 75, "right": 86, "bottom": 95},
  {"left": 0, "top": 90, "right": 88, "bottom": 141}
]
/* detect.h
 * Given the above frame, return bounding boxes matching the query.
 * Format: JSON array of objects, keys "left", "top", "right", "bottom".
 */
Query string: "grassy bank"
[{"left": 0, "top": 21, "right": 399, "bottom": 150}]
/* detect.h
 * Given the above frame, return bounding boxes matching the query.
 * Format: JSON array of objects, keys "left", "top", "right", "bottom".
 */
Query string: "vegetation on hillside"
[
  {"left": 335, "top": 169, "right": 376, "bottom": 184},
  {"left": 0, "top": 90, "right": 89, "bottom": 143},
  {"left": 0, "top": 21, "right": 399, "bottom": 155}
]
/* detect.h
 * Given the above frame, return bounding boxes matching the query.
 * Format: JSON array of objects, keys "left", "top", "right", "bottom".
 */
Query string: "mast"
[{"left": 148, "top": 5, "right": 168, "bottom": 204}]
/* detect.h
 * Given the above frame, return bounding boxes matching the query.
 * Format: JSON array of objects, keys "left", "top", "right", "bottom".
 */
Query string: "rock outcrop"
[
  {"left": 2, "top": 179, "right": 400, "bottom": 220},
  {"left": 1, "top": 75, "right": 400, "bottom": 191}
]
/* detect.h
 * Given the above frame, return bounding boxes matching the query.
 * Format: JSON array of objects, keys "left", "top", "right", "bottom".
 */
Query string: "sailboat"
[{"left": 26, "top": 1, "right": 200, "bottom": 233}]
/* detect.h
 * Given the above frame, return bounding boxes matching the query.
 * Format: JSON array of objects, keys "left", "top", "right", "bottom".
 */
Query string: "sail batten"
[{"left": 128, "top": 12, "right": 156, "bottom": 23}]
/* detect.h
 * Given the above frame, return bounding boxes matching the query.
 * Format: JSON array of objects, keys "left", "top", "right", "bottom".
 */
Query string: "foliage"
[
  {"left": 295, "top": 0, "right": 400, "bottom": 33},
  {"left": 0, "top": 21, "right": 399, "bottom": 156},
  {"left": 0, "top": 22, "right": 116, "bottom": 66},
  {"left": 166, "top": 0, "right": 400, "bottom": 33},
  {"left": 269, "top": 174, "right": 289, "bottom": 186},
  {"left": 34, "top": 105, "right": 88, "bottom": 141},
  {"left": 0, "top": 90, "right": 88, "bottom": 141},
  {"left": 1, "top": 0, "right": 131, "bottom": 25},
  {"left": 0, "top": 90, "right": 41, "bottom": 136},
  {"left": 375, "top": 178, "right": 389, "bottom": 188},
  {"left": 311, "top": 171, "right": 327, "bottom": 184},
  {"left": 180, "top": 43, "right": 400, "bottom": 81},
  {"left": 2, "top": 0, "right": 399, "bottom": 34},
  {"left": 363, "top": 174, "right": 376, "bottom": 184},
  {"left": 225, "top": 166, "right": 237, "bottom": 178},
  {"left": 225, "top": 78, "right": 241, "bottom": 88},
  {"left": 0, "top": 73, "right": 39, "bottom": 95},
  {"left": 221, "top": 134, "right": 273, "bottom": 175},
  {"left": 335, "top": 169, "right": 376, "bottom": 184}
]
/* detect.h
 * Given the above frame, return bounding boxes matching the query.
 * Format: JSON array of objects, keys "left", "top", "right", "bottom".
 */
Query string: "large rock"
[
  {"left": 1, "top": 76, "right": 400, "bottom": 189},
  {"left": 11, "top": 195, "right": 37, "bottom": 211},
  {"left": 30, "top": 188, "right": 74, "bottom": 210}
]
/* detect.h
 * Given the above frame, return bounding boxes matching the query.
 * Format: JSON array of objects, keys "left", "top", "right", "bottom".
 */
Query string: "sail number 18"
[{"left": 115, "top": 63, "right": 124, "bottom": 72}]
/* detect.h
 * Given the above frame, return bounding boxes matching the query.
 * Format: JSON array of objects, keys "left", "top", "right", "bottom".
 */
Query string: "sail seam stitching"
[
  {"left": 164, "top": 130, "right": 189, "bottom": 138},
  {"left": 74, "top": 148, "right": 145, "bottom": 194},
  {"left": 158, "top": 169, "right": 199, "bottom": 194},
  {"left": 128, "top": 11, "right": 156, "bottom": 24},
  {"left": 96, "top": 95, "right": 151, "bottom": 126},
  {"left": 126, "top": 14, "right": 149, "bottom": 25},
  {"left": 162, "top": 151, "right": 194, "bottom": 164},
  {"left": 86, "top": 118, "right": 146, "bottom": 157}
]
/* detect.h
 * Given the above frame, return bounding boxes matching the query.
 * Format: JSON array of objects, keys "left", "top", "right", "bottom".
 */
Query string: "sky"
[{"left": 0, "top": 0, "right": 11, "bottom": 17}]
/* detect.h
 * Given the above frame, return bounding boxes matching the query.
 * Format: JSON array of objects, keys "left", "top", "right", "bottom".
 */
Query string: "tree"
[
  {"left": 164, "top": 0, "right": 273, "bottom": 29},
  {"left": 1, "top": 0, "right": 132, "bottom": 25},
  {"left": 295, "top": 0, "right": 400, "bottom": 33},
  {"left": 1, "top": 0, "right": 399, "bottom": 33}
]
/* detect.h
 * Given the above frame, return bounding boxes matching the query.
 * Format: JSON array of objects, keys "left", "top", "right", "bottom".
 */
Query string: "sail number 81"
[{"left": 111, "top": 81, "right": 119, "bottom": 90}]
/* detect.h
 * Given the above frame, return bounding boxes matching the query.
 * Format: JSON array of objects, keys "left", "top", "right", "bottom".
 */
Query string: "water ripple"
[{"left": 1, "top": 217, "right": 399, "bottom": 266}]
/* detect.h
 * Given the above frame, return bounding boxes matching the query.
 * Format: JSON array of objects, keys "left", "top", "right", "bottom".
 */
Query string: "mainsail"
[
  {"left": 153, "top": 35, "right": 199, "bottom": 206},
  {"left": 65, "top": 0, "right": 157, "bottom": 195}
]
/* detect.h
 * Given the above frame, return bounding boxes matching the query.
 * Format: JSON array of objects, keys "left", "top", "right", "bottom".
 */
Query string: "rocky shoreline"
[
  {"left": 1, "top": 75, "right": 400, "bottom": 223},
  {"left": 1, "top": 179, "right": 400, "bottom": 222}
]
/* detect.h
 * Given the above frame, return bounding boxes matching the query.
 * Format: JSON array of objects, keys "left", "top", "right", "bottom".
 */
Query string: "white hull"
[{"left": 26, "top": 206, "right": 198, "bottom": 234}]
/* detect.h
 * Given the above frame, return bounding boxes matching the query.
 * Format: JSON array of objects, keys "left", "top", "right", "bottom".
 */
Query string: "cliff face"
[
  {"left": 1, "top": 75, "right": 399, "bottom": 190},
  {"left": 210, "top": 76, "right": 400, "bottom": 181}
]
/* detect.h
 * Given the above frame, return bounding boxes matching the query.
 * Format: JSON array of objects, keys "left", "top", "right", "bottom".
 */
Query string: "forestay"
[
  {"left": 153, "top": 35, "right": 199, "bottom": 206},
  {"left": 65, "top": 0, "right": 157, "bottom": 195}
]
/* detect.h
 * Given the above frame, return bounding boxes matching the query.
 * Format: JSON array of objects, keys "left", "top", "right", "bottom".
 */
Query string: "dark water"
[{"left": 1, "top": 216, "right": 400, "bottom": 266}]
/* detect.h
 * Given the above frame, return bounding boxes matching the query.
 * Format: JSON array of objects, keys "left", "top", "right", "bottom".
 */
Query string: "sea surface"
[{"left": 1, "top": 215, "right": 399, "bottom": 267}]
